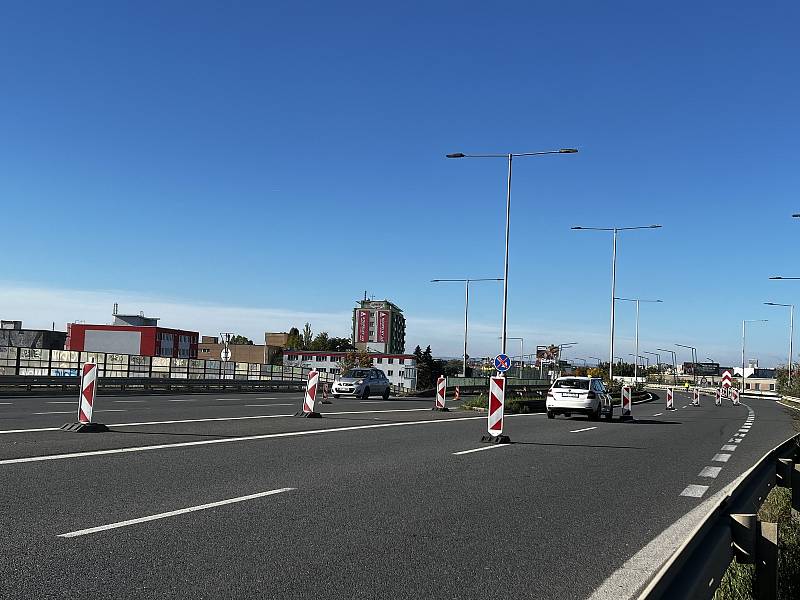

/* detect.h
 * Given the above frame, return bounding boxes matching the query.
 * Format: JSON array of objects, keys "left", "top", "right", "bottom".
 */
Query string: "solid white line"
[
  {"left": 58, "top": 488, "right": 296, "bottom": 538},
  {"left": 168, "top": 399, "right": 196, "bottom": 402},
  {"left": 0, "top": 407, "right": 435, "bottom": 435},
  {"left": 47, "top": 401, "right": 76, "bottom": 405},
  {"left": 114, "top": 400, "right": 146, "bottom": 403},
  {"left": 721, "top": 444, "right": 737, "bottom": 452},
  {"left": 570, "top": 427, "right": 598, "bottom": 433},
  {"left": 244, "top": 404, "right": 294, "bottom": 407},
  {"left": 33, "top": 411, "right": 73, "bottom": 415},
  {"left": 0, "top": 402, "right": 13, "bottom": 405},
  {"left": 777, "top": 400, "right": 800, "bottom": 412},
  {"left": 95, "top": 409, "right": 127, "bottom": 413},
  {"left": 698, "top": 466, "right": 721, "bottom": 478},
  {"left": 256, "top": 397, "right": 284, "bottom": 400},
  {"left": 712, "top": 453, "right": 731, "bottom": 463},
  {"left": 652, "top": 413, "right": 663, "bottom": 417},
  {"left": 0, "top": 415, "right": 488, "bottom": 465},
  {"left": 453, "top": 444, "right": 510, "bottom": 455},
  {"left": 680, "top": 484, "right": 709, "bottom": 498}
]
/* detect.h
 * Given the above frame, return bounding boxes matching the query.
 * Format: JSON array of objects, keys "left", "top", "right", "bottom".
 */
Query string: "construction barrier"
[
  {"left": 60, "top": 361, "right": 108, "bottom": 432},
  {"left": 481, "top": 375, "right": 509, "bottom": 443},
  {"left": 621, "top": 386, "right": 633, "bottom": 421},
  {"left": 666, "top": 388, "right": 674, "bottom": 410},
  {"left": 296, "top": 369, "right": 321, "bottom": 418},
  {"left": 692, "top": 387, "right": 700, "bottom": 406},
  {"left": 454, "top": 385, "right": 461, "bottom": 402},
  {"left": 731, "top": 388, "right": 740, "bottom": 405},
  {"left": 433, "top": 375, "right": 448, "bottom": 412},
  {"left": 715, "top": 388, "right": 722, "bottom": 406}
]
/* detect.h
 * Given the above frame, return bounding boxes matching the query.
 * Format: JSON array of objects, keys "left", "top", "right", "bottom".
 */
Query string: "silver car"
[{"left": 332, "top": 368, "right": 391, "bottom": 400}]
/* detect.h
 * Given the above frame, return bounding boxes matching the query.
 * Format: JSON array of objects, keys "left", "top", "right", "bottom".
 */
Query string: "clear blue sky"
[{"left": 2, "top": 1, "right": 799, "bottom": 366}]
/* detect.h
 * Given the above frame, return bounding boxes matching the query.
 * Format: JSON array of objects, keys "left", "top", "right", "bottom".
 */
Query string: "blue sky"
[{"left": 2, "top": 1, "right": 799, "bottom": 366}]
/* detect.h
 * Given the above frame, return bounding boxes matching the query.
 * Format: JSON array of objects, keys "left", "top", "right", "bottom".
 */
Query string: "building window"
[
  {"left": 377, "top": 358, "right": 382, "bottom": 363},
  {"left": 770, "top": 383, "right": 775, "bottom": 391},
  {"left": 388, "top": 370, "right": 393, "bottom": 376},
  {"left": 398, "top": 359, "right": 404, "bottom": 365},
  {"left": 201, "top": 348, "right": 210, "bottom": 353},
  {"left": 302, "top": 355, "right": 312, "bottom": 362},
  {"left": 388, "top": 358, "right": 394, "bottom": 364},
  {"left": 317, "top": 356, "right": 325, "bottom": 361}
]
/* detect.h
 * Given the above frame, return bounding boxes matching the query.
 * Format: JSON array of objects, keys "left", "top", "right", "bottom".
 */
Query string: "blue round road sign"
[{"left": 494, "top": 354, "right": 511, "bottom": 372}]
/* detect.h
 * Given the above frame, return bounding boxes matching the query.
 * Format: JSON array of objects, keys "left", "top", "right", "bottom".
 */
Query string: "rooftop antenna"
[{"left": 113, "top": 302, "right": 118, "bottom": 316}]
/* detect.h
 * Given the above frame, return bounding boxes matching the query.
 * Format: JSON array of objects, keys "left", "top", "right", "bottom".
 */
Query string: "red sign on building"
[
  {"left": 377, "top": 311, "right": 389, "bottom": 343},
  {"left": 357, "top": 310, "right": 370, "bottom": 343}
]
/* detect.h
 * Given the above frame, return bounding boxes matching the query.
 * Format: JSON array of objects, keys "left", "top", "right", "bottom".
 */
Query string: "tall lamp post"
[
  {"left": 431, "top": 277, "right": 503, "bottom": 376},
  {"left": 742, "top": 319, "right": 768, "bottom": 391},
  {"left": 447, "top": 148, "right": 578, "bottom": 361},
  {"left": 571, "top": 225, "right": 662, "bottom": 384},
  {"left": 765, "top": 289, "right": 796, "bottom": 388},
  {"left": 656, "top": 348, "right": 678, "bottom": 385},
  {"left": 501, "top": 336, "right": 525, "bottom": 376},
  {"left": 589, "top": 356, "right": 603, "bottom": 366},
  {"left": 615, "top": 297, "right": 662, "bottom": 383},
  {"left": 643, "top": 350, "right": 661, "bottom": 382},
  {"left": 676, "top": 343, "right": 698, "bottom": 384}
]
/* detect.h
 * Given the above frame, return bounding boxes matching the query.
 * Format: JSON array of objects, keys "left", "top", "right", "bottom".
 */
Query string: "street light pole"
[
  {"left": 571, "top": 224, "right": 662, "bottom": 384},
  {"left": 676, "top": 343, "right": 698, "bottom": 384},
  {"left": 643, "top": 350, "right": 661, "bottom": 381},
  {"left": 742, "top": 319, "right": 768, "bottom": 390},
  {"left": 656, "top": 348, "right": 678, "bottom": 384},
  {"left": 765, "top": 301, "right": 794, "bottom": 388},
  {"left": 431, "top": 277, "right": 503, "bottom": 377},
  {"left": 448, "top": 148, "right": 577, "bottom": 362},
  {"left": 615, "top": 297, "right": 662, "bottom": 384}
]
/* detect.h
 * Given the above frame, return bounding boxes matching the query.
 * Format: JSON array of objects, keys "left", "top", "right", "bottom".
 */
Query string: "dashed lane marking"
[
  {"left": 453, "top": 444, "right": 510, "bottom": 456},
  {"left": 570, "top": 427, "right": 598, "bottom": 433},
  {"left": 680, "top": 484, "right": 709, "bottom": 498},
  {"left": 698, "top": 466, "right": 722, "bottom": 478},
  {"left": 712, "top": 453, "right": 732, "bottom": 463}
]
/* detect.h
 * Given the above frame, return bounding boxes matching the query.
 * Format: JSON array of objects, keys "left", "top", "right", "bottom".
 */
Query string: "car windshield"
[
  {"left": 345, "top": 369, "right": 371, "bottom": 378},
  {"left": 553, "top": 378, "right": 590, "bottom": 389}
]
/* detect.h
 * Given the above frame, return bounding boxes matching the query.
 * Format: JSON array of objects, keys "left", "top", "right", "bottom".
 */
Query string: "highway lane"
[{"left": 1, "top": 390, "right": 797, "bottom": 599}]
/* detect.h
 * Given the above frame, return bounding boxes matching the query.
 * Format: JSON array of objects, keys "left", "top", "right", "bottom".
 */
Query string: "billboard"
[
  {"left": 536, "top": 345, "right": 560, "bottom": 364},
  {"left": 684, "top": 362, "right": 719, "bottom": 376},
  {"left": 377, "top": 311, "right": 389, "bottom": 343},
  {"left": 357, "top": 310, "right": 370, "bottom": 343}
]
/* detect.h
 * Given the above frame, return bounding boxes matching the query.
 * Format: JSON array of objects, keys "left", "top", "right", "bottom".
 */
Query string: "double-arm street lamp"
[
  {"left": 643, "top": 351, "right": 661, "bottom": 380},
  {"left": 767, "top": 277, "right": 798, "bottom": 387},
  {"left": 571, "top": 225, "right": 662, "bottom": 383},
  {"left": 589, "top": 356, "right": 603, "bottom": 366},
  {"left": 447, "top": 148, "right": 578, "bottom": 361},
  {"left": 615, "top": 297, "right": 662, "bottom": 383},
  {"left": 656, "top": 348, "right": 678, "bottom": 384},
  {"left": 675, "top": 343, "right": 698, "bottom": 384},
  {"left": 431, "top": 277, "right": 503, "bottom": 376}
]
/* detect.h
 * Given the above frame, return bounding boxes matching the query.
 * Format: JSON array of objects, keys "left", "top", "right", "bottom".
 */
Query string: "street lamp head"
[
  {"left": 445, "top": 153, "right": 465, "bottom": 159},
  {"left": 570, "top": 226, "right": 584, "bottom": 230},
  {"left": 649, "top": 225, "right": 662, "bottom": 228},
  {"left": 559, "top": 148, "right": 578, "bottom": 153}
]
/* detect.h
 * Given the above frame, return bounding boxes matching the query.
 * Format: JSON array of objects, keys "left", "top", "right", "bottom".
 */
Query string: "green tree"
[
  {"left": 337, "top": 349, "right": 373, "bottom": 374},
  {"left": 228, "top": 335, "right": 253, "bottom": 345},
  {"left": 302, "top": 322, "right": 313, "bottom": 349},
  {"left": 286, "top": 327, "right": 304, "bottom": 350},
  {"left": 329, "top": 337, "right": 355, "bottom": 352},
  {"left": 309, "top": 331, "right": 330, "bottom": 351}
]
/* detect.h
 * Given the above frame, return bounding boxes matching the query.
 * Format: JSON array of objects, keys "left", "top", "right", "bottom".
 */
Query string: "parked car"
[
  {"left": 332, "top": 368, "right": 391, "bottom": 400},
  {"left": 546, "top": 376, "right": 612, "bottom": 420}
]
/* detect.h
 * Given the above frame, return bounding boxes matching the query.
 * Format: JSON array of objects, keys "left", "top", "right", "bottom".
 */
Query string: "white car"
[{"left": 546, "top": 376, "right": 612, "bottom": 421}]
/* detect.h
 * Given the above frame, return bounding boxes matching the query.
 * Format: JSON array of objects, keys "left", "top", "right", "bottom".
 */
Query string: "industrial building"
[
  {"left": 0, "top": 320, "right": 66, "bottom": 350},
  {"left": 197, "top": 332, "right": 288, "bottom": 364}
]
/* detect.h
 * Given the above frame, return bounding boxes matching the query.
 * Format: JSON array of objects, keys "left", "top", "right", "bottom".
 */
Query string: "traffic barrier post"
[
  {"left": 60, "top": 360, "right": 108, "bottom": 433},
  {"left": 433, "top": 375, "right": 449, "bottom": 412},
  {"left": 692, "top": 387, "right": 700, "bottom": 406},
  {"left": 454, "top": 385, "right": 461, "bottom": 402},
  {"left": 731, "top": 388, "right": 740, "bottom": 405},
  {"left": 621, "top": 386, "right": 633, "bottom": 421},
  {"left": 295, "top": 369, "right": 322, "bottom": 418},
  {"left": 320, "top": 382, "right": 332, "bottom": 404},
  {"left": 666, "top": 388, "right": 674, "bottom": 410},
  {"left": 481, "top": 374, "right": 509, "bottom": 444},
  {"left": 715, "top": 388, "right": 722, "bottom": 406}
]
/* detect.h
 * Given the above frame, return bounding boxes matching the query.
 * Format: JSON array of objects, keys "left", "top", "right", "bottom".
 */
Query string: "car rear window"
[{"left": 553, "top": 378, "right": 590, "bottom": 389}]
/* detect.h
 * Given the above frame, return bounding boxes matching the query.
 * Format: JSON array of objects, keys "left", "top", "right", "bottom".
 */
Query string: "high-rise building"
[{"left": 352, "top": 298, "right": 405, "bottom": 354}]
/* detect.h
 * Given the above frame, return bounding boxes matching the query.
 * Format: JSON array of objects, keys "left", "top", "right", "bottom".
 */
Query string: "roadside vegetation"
[{"left": 460, "top": 391, "right": 545, "bottom": 414}]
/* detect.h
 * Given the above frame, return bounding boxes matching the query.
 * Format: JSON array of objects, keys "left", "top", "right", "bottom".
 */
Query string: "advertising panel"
[
  {"left": 357, "top": 310, "right": 370, "bottom": 343},
  {"left": 377, "top": 310, "right": 389, "bottom": 343},
  {"left": 535, "top": 345, "right": 560, "bottom": 365}
]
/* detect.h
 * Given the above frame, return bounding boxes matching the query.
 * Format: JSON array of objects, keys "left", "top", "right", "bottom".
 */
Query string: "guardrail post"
[
  {"left": 777, "top": 458, "right": 793, "bottom": 488},
  {"left": 730, "top": 513, "right": 757, "bottom": 563},
  {"left": 754, "top": 521, "right": 778, "bottom": 600}
]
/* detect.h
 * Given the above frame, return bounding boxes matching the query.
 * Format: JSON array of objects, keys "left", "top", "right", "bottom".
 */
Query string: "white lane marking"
[
  {"left": 777, "top": 401, "right": 800, "bottom": 412},
  {"left": 652, "top": 413, "right": 663, "bottom": 417},
  {"left": 58, "top": 488, "right": 296, "bottom": 538},
  {"left": 0, "top": 407, "right": 440, "bottom": 435},
  {"left": 738, "top": 428, "right": 749, "bottom": 433},
  {"left": 680, "top": 484, "right": 709, "bottom": 498},
  {"left": 361, "top": 401, "right": 387, "bottom": 404},
  {"left": 33, "top": 411, "right": 73, "bottom": 415},
  {"left": 0, "top": 414, "right": 490, "bottom": 465},
  {"left": 0, "top": 402, "right": 13, "bottom": 405},
  {"left": 114, "top": 400, "right": 146, "bottom": 404},
  {"left": 244, "top": 404, "right": 294, "bottom": 407},
  {"left": 682, "top": 405, "right": 688, "bottom": 409},
  {"left": 168, "top": 399, "right": 196, "bottom": 402},
  {"left": 256, "top": 397, "right": 285, "bottom": 400},
  {"left": 734, "top": 438, "right": 742, "bottom": 443},
  {"left": 570, "top": 427, "right": 598, "bottom": 433},
  {"left": 712, "top": 453, "right": 731, "bottom": 463},
  {"left": 453, "top": 444, "right": 510, "bottom": 455},
  {"left": 721, "top": 444, "right": 737, "bottom": 452},
  {"left": 698, "top": 466, "right": 722, "bottom": 478},
  {"left": 46, "top": 401, "right": 76, "bottom": 405},
  {"left": 728, "top": 438, "right": 736, "bottom": 443},
  {"left": 95, "top": 409, "right": 127, "bottom": 413}
]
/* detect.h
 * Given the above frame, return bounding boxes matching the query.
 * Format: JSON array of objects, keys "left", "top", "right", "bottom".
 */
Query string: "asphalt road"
[{"left": 1, "top": 389, "right": 798, "bottom": 599}]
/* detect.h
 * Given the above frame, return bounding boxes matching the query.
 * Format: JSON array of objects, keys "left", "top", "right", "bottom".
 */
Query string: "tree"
[
  {"left": 302, "top": 323, "right": 313, "bottom": 349},
  {"left": 337, "top": 349, "right": 372, "bottom": 374},
  {"left": 309, "top": 332, "right": 330, "bottom": 351},
  {"left": 286, "top": 327, "right": 304, "bottom": 350},
  {"left": 329, "top": 337, "right": 355, "bottom": 352},
  {"left": 228, "top": 335, "right": 253, "bottom": 345},
  {"left": 416, "top": 345, "right": 438, "bottom": 390}
]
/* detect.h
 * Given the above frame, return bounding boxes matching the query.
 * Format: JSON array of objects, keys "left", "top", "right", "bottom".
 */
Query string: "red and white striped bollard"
[{"left": 481, "top": 375, "right": 509, "bottom": 443}]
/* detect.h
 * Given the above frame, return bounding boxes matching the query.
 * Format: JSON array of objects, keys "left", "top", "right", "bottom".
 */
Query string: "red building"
[{"left": 66, "top": 323, "right": 199, "bottom": 358}]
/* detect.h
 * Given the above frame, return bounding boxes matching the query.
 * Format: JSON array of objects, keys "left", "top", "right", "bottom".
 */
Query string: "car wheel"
[
  {"left": 589, "top": 403, "right": 601, "bottom": 421},
  {"left": 604, "top": 407, "right": 613, "bottom": 421},
  {"left": 547, "top": 410, "right": 555, "bottom": 419},
  {"left": 361, "top": 386, "right": 370, "bottom": 400},
  {"left": 382, "top": 387, "right": 390, "bottom": 400}
]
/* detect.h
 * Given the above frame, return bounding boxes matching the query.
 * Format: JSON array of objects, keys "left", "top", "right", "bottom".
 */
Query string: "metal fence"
[{"left": 0, "top": 346, "right": 337, "bottom": 383}]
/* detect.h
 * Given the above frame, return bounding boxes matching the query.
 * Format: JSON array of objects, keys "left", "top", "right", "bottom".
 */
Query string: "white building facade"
[{"left": 283, "top": 351, "right": 417, "bottom": 390}]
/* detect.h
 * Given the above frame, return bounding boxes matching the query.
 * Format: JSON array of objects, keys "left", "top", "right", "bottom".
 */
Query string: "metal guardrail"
[{"left": 639, "top": 432, "right": 800, "bottom": 599}]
